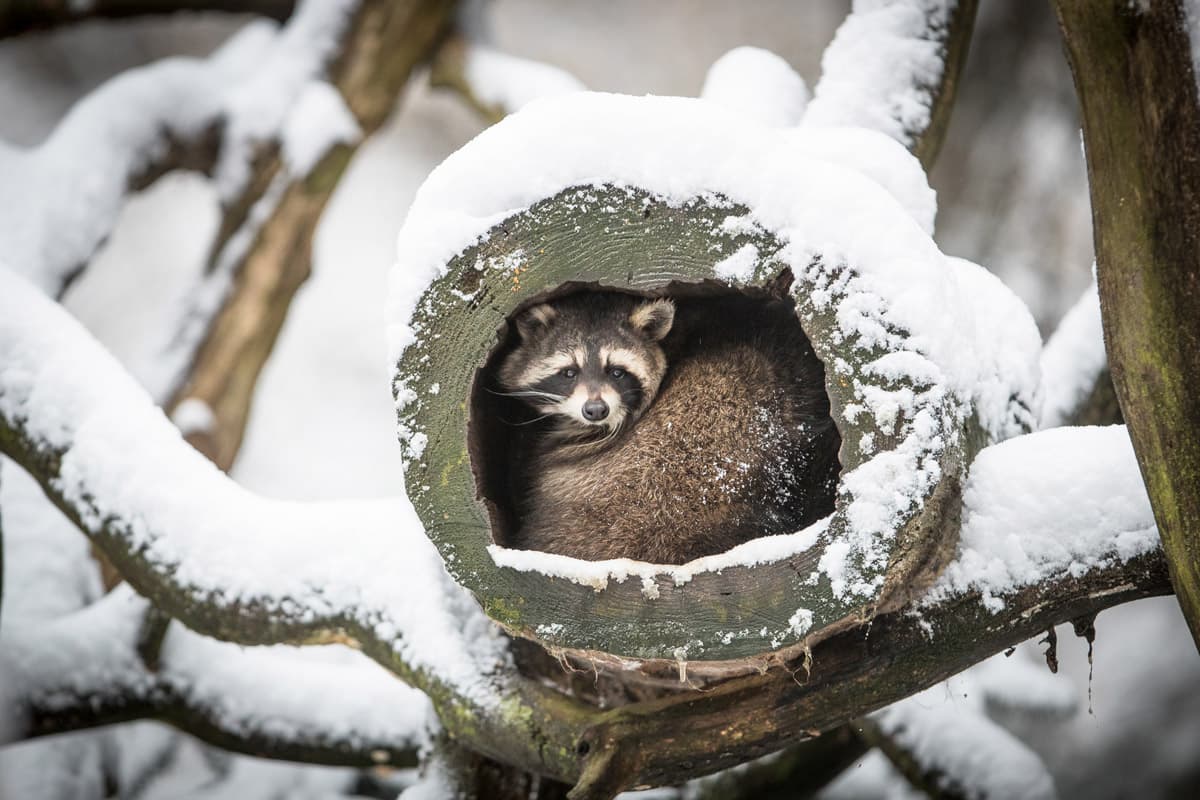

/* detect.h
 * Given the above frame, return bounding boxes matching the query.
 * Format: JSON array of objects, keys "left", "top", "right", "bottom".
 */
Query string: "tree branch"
[
  {"left": 0, "top": 1, "right": 294, "bottom": 39},
  {"left": 1, "top": 587, "right": 430, "bottom": 767},
  {"left": 429, "top": 31, "right": 584, "bottom": 125},
  {"left": 1052, "top": 0, "right": 1200, "bottom": 652},
  {"left": 0, "top": 277, "right": 1171, "bottom": 793},
  {"left": 165, "top": 0, "right": 457, "bottom": 468},
  {"left": 1039, "top": 280, "right": 1121, "bottom": 428},
  {"left": 805, "top": 0, "right": 978, "bottom": 169}
]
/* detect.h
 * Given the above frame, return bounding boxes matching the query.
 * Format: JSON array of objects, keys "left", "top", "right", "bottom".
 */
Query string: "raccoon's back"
[{"left": 518, "top": 334, "right": 839, "bottom": 564}]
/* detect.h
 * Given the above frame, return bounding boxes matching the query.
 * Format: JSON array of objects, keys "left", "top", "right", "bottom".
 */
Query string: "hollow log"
[{"left": 392, "top": 94, "right": 1041, "bottom": 675}]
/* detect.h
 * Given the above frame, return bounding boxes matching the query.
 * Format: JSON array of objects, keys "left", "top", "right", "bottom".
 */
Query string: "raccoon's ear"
[
  {"left": 630, "top": 298, "right": 675, "bottom": 341},
  {"left": 514, "top": 304, "right": 558, "bottom": 339}
]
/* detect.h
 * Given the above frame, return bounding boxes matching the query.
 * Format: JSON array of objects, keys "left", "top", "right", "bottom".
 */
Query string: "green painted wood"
[{"left": 396, "top": 184, "right": 973, "bottom": 662}]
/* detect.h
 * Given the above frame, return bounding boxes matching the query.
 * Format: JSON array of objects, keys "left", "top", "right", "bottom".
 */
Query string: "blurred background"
[{"left": 0, "top": 2, "right": 1195, "bottom": 797}]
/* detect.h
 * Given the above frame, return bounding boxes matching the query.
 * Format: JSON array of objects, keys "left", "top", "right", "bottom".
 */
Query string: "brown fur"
[{"left": 502, "top": 290, "right": 840, "bottom": 564}]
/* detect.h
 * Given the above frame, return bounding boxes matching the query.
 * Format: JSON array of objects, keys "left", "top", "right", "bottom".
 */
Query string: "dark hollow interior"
[{"left": 468, "top": 277, "right": 843, "bottom": 558}]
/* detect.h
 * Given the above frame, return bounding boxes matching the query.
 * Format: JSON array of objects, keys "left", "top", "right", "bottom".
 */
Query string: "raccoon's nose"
[{"left": 582, "top": 399, "right": 609, "bottom": 421}]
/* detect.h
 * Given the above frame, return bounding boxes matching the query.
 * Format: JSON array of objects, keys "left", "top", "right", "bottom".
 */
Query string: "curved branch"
[
  {"left": 805, "top": 0, "right": 978, "bottom": 169},
  {"left": 1, "top": 587, "right": 429, "bottom": 767},
  {"left": 0, "top": 270, "right": 1171, "bottom": 794},
  {"left": 1052, "top": 0, "right": 1200, "bottom": 651}
]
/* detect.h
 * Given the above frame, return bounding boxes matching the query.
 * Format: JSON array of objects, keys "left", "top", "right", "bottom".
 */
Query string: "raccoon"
[{"left": 496, "top": 287, "right": 840, "bottom": 565}]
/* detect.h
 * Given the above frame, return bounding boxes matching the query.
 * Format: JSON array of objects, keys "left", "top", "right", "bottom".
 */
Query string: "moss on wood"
[{"left": 397, "top": 184, "right": 976, "bottom": 664}]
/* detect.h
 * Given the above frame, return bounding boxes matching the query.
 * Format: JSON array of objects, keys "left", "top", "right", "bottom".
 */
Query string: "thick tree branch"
[
  {"left": 0, "top": 1, "right": 294, "bottom": 39},
  {"left": 0, "top": 273, "right": 1171, "bottom": 793},
  {"left": 805, "top": 0, "right": 978, "bottom": 169},
  {"left": 1052, "top": 0, "right": 1200, "bottom": 651}
]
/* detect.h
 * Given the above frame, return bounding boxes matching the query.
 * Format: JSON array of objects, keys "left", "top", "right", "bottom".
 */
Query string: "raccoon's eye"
[
  {"left": 608, "top": 367, "right": 626, "bottom": 379},
  {"left": 560, "top": 367, "right": 578, "bottom": 379}
]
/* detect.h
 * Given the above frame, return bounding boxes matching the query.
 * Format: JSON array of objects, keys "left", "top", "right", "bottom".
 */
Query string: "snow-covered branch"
[
  {"left": 0, "top": 1, "right": 294, "bottom": 39},
  {"left": 0, "top": 266, "right": 602, "bottom": 783},
  {"left": 0, "top": 254, "right": 1173, "bottom": 796},
  {"left": 862, "top": 680, "right": 1057, "bottom": 800},
  {"left": 0, "top": 0, "right": 364, "bottom": 299},
  {"left": 1040, "top": 280, "right": 1119, "bottom": 428},
  {"left": 0, "top": 586, "right": 431, "bottom": 767},
  {"left": 165, "top": 0, "right": 457, "bottom": 468},
  {"left": 429, "top": 31, "right": 584, "bottom": 124},
  {"left": 805, "top": 0, "right": 978, "bottom": 167}
]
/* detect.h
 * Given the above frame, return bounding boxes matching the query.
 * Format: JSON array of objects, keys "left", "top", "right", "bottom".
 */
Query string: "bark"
[
  {"left": 1053, "top": 0, "right": 1200, "bottom": 651},
  {"left": 688, "top": 726, "right": 869, "bottom": 800},
  {"left": 565, "top": 551, "right": 1167, "bottom": 797},
  {"left": 912, "top": 0, "right": 978, "bottom": 169}
]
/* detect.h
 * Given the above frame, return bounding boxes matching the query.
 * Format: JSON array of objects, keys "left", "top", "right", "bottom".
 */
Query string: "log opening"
[{"left": 470, "top": 279, "right": 843, "bottom": 562}]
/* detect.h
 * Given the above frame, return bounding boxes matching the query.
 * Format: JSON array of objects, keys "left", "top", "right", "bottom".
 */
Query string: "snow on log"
[{"left": 389, "top": 92, "right": 1041, "bottom": 667}]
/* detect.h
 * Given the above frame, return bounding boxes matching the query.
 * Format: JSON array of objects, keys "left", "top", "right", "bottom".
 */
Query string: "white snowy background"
[{"left": 0, "top": 2, "right": 1197, "bottom": 798}]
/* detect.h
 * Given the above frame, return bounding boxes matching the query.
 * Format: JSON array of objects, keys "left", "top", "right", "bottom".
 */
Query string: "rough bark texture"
[
  {"left": 564, "top": 551, "right": 1167, "bottom": 797},
  {"left": 1053, "top": 0, "right": 1200, "bottom": 651},
  {"left": 169, "top": 0, "right": 457, "bottom": 469}
]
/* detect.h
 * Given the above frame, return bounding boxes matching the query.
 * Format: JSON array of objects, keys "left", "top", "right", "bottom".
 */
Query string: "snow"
[
  {"left": 487, "top": 518, "right": 827, "bottom": 594},
  {"left": 1185, "top": 1, "right": 1200, "bottom": 93},
  {"left": 171, "top": 397, "right": 216, "bottom": 435},
  {"left": 281, "top": 80, "right": 362, "bottom": 177},
  {"left": 700, "top": 46, "right": 810, "bottom": 127},
  {"left": 462, "top": 42, "right": 585, "bottom": 113},
  {"left": 928, "top": 425, "right": 1159, "bottom": 611},
  {"left": 872, "top": 674, "right": 1058, "bottom": 800},
  {"left": 388, "top": 91, "right": 1039, "bottom": 601},
  {"left": 1039, "top": 278, "right": 1106, "bottom": 428},
  {"left": 0, "top": 267, "right": 509, "bottom": 708},
  {"left": 0, "top": 0, "right": 358, "bottom": 296},
  {"left": 805, "top": 0, "right": 953, "bottom": 148}
]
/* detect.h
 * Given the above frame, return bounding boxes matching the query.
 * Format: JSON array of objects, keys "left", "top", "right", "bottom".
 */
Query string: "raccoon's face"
[{"left": 497, "top": 294, "right": 675, "bottom": 436}]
